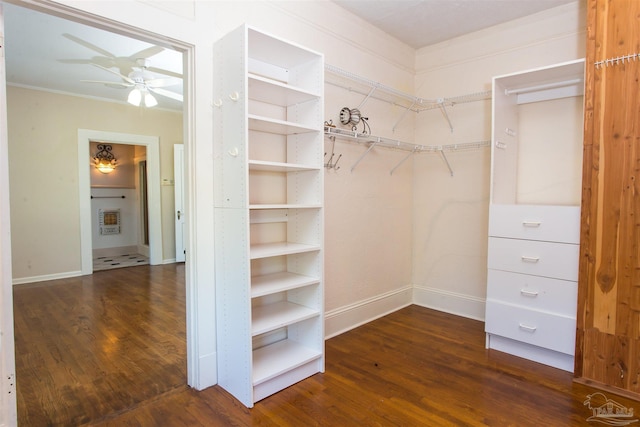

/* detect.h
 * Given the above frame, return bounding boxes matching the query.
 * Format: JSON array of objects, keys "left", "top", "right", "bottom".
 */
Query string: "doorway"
[
  {"left": 78, "top": 130, "right": 163, "bottom": 275},
  {"left": 1, "top": 2, "right": 195, "bottom": 424}
]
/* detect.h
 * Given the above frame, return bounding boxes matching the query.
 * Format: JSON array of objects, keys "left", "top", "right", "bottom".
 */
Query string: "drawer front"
[
  {"left": 487, "top": 269, "right": 577, "bottom": 316},
  {"left": 488, "top": 237, "right": 579, "bottom": 281},
  {"left": 485, "top": 300, "right": 576, "bottom": 355},
  {"left": 489, "top": 204, "right": 580, "bottom": 244}
]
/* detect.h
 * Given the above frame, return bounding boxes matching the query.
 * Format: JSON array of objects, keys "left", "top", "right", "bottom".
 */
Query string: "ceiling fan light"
[
  {"left": 128, "top": 88, "right": 142, "bottom": 106},
  {"left": 144, "top": 92, "right": 158, "bottom": 108}
]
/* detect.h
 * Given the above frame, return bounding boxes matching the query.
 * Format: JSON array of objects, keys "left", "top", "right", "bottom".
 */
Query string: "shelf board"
[
  {"left": 252, "top": 301, "right": 319, "bottom": 336},
  {"left": 248, "top": 160, "right": 320, "bottom": 172},
  {"left": 249, "top": 204, "right": 321, "bottom": 210},
  {"left": 250, "top": 242, "right": 320, "bottom": 259},
  {"left": 249, "top": 73, "right": 320, "bottom": 106},
  {"left": 249, "top": 114, "right": 320, "bottom": 135},
  {"left": 253, "top": 339, "right": 322, "bottom": 386},
  {"left": 251, "top": 272, "right": 320, "bottom": 298}
]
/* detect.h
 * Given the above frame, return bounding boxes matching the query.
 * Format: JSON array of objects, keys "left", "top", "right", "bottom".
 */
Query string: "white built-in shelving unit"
[
  {"left": 213, "top": 24, "right": 324, "bottom": 407},
  {"left": 485, "top": 59, "right": 585, "bottom": 372}
]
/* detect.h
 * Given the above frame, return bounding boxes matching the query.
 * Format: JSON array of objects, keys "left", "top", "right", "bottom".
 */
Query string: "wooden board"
[{"left": 577, "top": 0, "right": 640, "bottom": 396}]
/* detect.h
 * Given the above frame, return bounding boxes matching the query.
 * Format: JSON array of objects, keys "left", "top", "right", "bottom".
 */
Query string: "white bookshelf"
[{"left": 213, "top": 24, "right": 324, "bottom": 408}]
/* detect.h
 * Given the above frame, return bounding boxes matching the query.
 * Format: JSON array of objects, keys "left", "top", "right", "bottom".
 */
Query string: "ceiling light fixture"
[
  {"left": 127, "top": 84, "right": 157, "bottom": 108},
  {"left": 93, "top": 143, "right": 117, "bottom": 174}
]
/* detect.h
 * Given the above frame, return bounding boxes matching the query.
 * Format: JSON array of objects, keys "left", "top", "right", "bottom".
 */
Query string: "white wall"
[{"left": 411, "top": 2, "right": 587, "bottom": 319}]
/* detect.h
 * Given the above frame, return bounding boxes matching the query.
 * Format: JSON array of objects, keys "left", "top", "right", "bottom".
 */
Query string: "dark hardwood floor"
[
  {"left": 13, "top": 264, "right": 186, "bottom": 426},
  {"left": 14, "top": 265, "right": 639, "bottom": 425}
]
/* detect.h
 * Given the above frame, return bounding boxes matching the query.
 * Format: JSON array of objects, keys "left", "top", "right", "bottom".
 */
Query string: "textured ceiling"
[
  {"left": 332, "top": 0, "right": 577, "bottom": 48},
  {"left": 4, "top": 1, "right": 577, "bottom": 109}
]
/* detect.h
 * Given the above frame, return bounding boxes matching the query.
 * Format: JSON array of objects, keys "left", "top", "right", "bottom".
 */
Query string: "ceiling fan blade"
[
  {"left": 58, "top": 58, "right": 93, "bottom": 65},
  {"left": 147, "top": 66, "right": 183, "bottom": 79},
  {"left": 129, "top": 46, "right": 164, "bottom": 60},
  {"left": 80, "top": 79, "right": 132, "bottom": 88},
  {"left": 149, "top": 87, "right": 183, "bottom": 102},
  {"left": 91, "top": 63, "right": 135, "bottom": 84},
  {"left": 62, "top": 33, "right": 116, "bottom": 58},
  {"left": 146, "top": 77, "right": 181, "bottom": 88}
]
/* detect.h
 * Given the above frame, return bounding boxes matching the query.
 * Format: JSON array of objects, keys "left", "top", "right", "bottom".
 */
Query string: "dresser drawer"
[
  {"left": 489, "top": 204, "right": 580, "bottom": 244},
  {"left": 487, "top": 269, "right": 577, "bottom": 316},
  {"left": 485, "top": 300, "right": 576, "bottom": 355},
  {"left": 488, "top": 237, "right": 579, "bottom": 281}
]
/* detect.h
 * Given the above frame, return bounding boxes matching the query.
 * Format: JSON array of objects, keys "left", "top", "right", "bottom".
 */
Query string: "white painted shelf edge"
[
  {"left": 251, "top": 271, "right": 320, "bottom": 298},
  {"left": 249, "top": 204, "right": 322, "bottom": 209},
  {"left": 253, "top": 339, "right": 322, "bottom": 386},
  {"left": 249, "top": 73, "right": 321, "bottom": 105},
  {"left": 249, "top": 114, "right": 320, "bottom": 135},
  {"left": 250, "top": 242, "right": 320, "bottom": 259},
  {"left": 252, "top": 301, "right": 320, "bottom": 336},
  {"left": 249, "top": 159, "right": 320, "bottom": 172}
]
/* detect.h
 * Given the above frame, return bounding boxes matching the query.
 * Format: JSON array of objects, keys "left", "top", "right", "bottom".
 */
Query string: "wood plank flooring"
[
  {"left": 13, "top": 264, "right": 186, "bottom": 426},
  {"left": 14, "top": 265, "right": 640, "bottom": 425}
]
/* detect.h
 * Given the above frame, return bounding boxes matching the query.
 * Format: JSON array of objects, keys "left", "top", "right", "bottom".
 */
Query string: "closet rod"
[
  {"left": 505, "top": 78, "right": 583, "bottom": 95},
  {"left": 325, "top": 126, "right": 489, "bottom": 153},
  {"left": 91, "top": 195, "right": 126, "bottom": 199},
  {"left": 324, "top": 127, "right": 490, "bottom": 174}
]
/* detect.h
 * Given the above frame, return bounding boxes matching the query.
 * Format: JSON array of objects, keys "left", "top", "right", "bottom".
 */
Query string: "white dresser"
[{"left": 485, "top": 60, "right": 585, "bottom": 372}]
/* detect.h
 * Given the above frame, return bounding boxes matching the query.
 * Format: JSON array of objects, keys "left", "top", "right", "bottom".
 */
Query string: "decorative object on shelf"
[
  {"left": 339, "top": 107, "right": 370, "bottom": 134},
  {"left": 93, "top": 143, "right": 117, "bottom": 174}
]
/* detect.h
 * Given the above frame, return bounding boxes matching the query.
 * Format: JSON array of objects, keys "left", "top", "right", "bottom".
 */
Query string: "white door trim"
[
  {"left": 0, "top": 3, "right": 18, "bottom": 424},
  {"left": 4, "top": 4, "right": 209, "bottom": 423},
  {"left": 174, "top": 144, "right": 186, "bottom": 263},
  {"left": 78, "top": 130, "right": 162, "bottom": 274}
]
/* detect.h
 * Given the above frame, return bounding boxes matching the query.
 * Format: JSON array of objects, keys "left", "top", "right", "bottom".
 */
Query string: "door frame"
[
  {"left": 78, "top": 130, "right": 162, "bottom": 274},
  {"left": 0, "top": 3, "right": 17, "bottom": 424},
  {"left": 174, "top": 144, "right": 185, "bottom": 263},
  {"left": 0, "top": 3, "right": 203, "bottom": 425}
]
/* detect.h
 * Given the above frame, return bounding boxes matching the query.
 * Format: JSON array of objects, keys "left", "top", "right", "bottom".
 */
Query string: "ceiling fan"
[
  {"left": 60, "top": 33, "right": 182, "bottom": 79},
  {"left": 81, "top": 58, "right": 183, "bottom": 107},
  {"left": 60, "top": 33, "right": 183, "bottom": 107}
]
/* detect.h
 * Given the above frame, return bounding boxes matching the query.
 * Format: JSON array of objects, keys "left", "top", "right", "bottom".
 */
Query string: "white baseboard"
[
  {"left": 163, "top": 258, "right": 177, "bottom": 264},
  {"left": 191, "top": 351, "right": 217, "bottom": 390},
  {"left": 325, "top": 285, "right": 413, "bottom": 339},
  {"left": 412, "top": 285, "right": 486, "bottom": 321},
  {"left": 13, "top": 270, "right": 83, "bottom": 286}
]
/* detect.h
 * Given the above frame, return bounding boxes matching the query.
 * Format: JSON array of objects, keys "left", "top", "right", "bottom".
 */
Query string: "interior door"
[
  {"left": 0, "top": 3, "right": 18, "bottom": 425},
  {"left": 174, "top": 144, "right": 185, "bottom": 262}
]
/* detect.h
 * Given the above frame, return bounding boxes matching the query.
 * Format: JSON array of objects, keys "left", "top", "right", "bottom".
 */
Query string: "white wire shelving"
[
  {"left": 324, "top": 126, "right": 490, "bottom": 176},
  {"left": 325, "top": 64, "right": 491, "bottom": 132}
]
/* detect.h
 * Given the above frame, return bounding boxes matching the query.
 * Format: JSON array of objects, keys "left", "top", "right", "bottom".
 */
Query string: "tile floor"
[{"left": 93, "top": 253, "right": 150, "bottom": 272}]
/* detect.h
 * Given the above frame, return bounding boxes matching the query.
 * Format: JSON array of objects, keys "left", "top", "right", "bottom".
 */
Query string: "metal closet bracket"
[
  {"left": 390, "top": 146, "right": 420, "bottom": 175},
  {"left": 351, "top": 140, "right": 379, "bottom": 172},
  {"left": 439, "top": 150, "right": 454, "bottom": 176},
  {"left": 438, "top": 99, "right": 454, "bottom": 133},
  {"left": 392, "top": 100, "right": 417, "bottom": 133}
]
